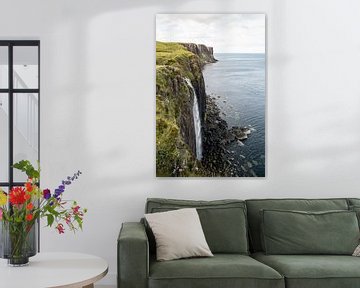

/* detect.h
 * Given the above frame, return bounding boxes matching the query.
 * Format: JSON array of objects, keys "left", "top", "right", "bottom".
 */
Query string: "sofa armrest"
[{"left": 118, "top": 222, "right": 149, "bottom": 288}]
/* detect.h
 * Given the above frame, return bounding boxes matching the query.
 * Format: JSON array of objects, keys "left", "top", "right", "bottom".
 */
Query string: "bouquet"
[{"left": 0, "top": 160, "right": 87, "bottom": 265}]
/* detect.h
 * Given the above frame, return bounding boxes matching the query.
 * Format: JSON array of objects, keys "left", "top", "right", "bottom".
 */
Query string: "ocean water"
[{"left": 203, "top": 53, "right": 266, "bottom": 177}]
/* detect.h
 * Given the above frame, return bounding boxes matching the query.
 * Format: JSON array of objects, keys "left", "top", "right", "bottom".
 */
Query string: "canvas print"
[{"left": 156, "top": 14, "right": 266, "bottom": 177}]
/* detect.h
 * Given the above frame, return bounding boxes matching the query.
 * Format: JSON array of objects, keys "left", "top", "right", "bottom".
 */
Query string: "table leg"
[{"left": 82, "top": 284, "right": 94, "bottom": 288}]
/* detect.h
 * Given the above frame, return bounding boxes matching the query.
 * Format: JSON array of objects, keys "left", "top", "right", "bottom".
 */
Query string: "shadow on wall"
[
  {"left": 45, "top": 0, "right": 197, "bottom": 166},
  {"left": 60, "top": 0, "right": 196, "bottom": 18}
]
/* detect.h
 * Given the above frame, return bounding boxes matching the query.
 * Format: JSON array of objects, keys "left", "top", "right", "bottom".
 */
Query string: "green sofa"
[{"left": 118, "top": 198, "right": 360, "bottom": 288}]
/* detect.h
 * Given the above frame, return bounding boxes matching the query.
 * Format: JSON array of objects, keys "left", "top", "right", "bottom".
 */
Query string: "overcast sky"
[{"left": 156, "top": 14, "right": 265, "bottom": 53}]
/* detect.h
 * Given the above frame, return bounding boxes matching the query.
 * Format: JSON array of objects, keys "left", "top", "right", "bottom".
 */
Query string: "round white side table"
[{"left": 0, "top": 252, "right": 108, "bottom": 288}]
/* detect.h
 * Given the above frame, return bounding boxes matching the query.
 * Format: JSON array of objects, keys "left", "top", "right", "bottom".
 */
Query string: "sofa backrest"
[
  {"left": 245, "top": 198, "right": 350, "bottom": 252},
  {"left": 145, "top": 198, "right": 249, "bottom": 255},
  {"left": 348, "top": 198, "right": 360, "bottom": 207}
]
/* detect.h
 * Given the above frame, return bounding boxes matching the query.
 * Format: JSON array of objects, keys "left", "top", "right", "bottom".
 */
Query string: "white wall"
[{"left": 1, "top": 0, "right": 360, "bottom": 285}]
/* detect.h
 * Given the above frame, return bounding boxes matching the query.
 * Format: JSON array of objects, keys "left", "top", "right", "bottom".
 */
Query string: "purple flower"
[
  {"left": 43, "top": 189, "right": 51, "bottom": 200},
  {"left": 54, "top": 189, "right": 63, "bottom": 198},
  {"left": 54, "top": 170, "right": 82, "bottom": 199}
]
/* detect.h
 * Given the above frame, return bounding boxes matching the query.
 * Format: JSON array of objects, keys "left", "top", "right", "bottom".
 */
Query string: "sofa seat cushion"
[
  {"left": 252, "top": 252, "right": 360, "bottom": 288},
  {"left": 149, "top": 254, "right": 284, "bottom": 288}
]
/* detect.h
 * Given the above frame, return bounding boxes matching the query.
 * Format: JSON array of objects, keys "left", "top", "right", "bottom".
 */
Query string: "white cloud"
[{"left": 156, "top": 14, "right": 265, "bottom": 53}]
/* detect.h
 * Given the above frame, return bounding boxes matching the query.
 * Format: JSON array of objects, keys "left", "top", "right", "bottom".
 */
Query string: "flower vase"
[{"left": 0, "top": 220, "right": 37, "bottom": 266}]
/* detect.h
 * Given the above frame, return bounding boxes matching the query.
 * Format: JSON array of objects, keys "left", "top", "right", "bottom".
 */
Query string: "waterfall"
[{"left": 185, "top": 78, "right": 202, "bottom": 160}]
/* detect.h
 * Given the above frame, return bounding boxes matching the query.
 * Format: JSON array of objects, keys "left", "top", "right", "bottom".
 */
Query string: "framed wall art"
[{"left": 156, "top": 14, "right": 266, "bottom": 177}]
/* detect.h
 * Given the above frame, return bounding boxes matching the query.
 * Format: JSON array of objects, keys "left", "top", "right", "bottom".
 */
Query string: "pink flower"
[
  {"left": 72, "top": 205, "right": 80, "bottom": 215},
  {"left": 65, "top": 214, "right": 71, "bottom": 225},
  {"left": 0, "top": 208, "right": 3, "bottom": 220},
  {"left": 56, "top": 223, "right": 65, "bottom": 234}
]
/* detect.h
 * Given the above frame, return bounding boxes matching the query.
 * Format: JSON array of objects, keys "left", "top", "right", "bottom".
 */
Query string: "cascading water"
[{"left": 185, "top": 78, "right": 202, "bottom": 160}]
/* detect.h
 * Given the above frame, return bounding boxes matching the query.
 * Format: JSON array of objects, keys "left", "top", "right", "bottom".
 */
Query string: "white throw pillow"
[
  {"left": 353, "top": 244, "right": 360, "bottom": 256},
  {"left": 145, "top": 208, "right": 213, "bottom": 261}
]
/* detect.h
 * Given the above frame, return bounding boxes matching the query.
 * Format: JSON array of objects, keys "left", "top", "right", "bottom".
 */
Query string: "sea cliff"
[
  {"left": 156, "top": 41, "right": 249, "bottom": 177},
  {"left": 156, "top": 42, "right": 258, "bottom": 177},
  {"left": 180, "top": 43, "right": 218, "bottom": 65},
  {"left": 156, "top": 42, "right": 217, "bottom": 176}
]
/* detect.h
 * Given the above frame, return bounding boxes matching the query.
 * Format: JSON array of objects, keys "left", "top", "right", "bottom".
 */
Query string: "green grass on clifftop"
[
  {"left": 156, "top": 42, "right": 193, "bottom": 65},
  {"left": 156, "top": 41, "right": 204, "bottom": 176},
  {"left": 156, "top": 41, "right": 202, "bottom": 81}
]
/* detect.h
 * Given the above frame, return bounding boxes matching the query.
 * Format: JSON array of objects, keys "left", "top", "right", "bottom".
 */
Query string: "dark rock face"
[
  {"left": 181, "top": 43, "right": 218, "bottom": 65},
  {"left": 202, "top": 96, "right": 230, "bottom": 175},
  {"left": 180, "top": 43, "right": 217, "bottom": 132},
  {"left": 180, "top": 81, "right": 197, "bottom": 157},
  {"left": 176, "top": 43, "right": 217, "bottom": 158},
  {"left": 156, "top": 65, "right": 197, "bottom": 157}
]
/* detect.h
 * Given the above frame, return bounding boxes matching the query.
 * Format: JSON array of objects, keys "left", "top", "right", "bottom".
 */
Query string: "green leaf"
[
  {"left": 47, "top": 214, "right": 54, "bottom": 227},
  {"left": 75, "top": 215, "right": 83, "bottom": 230},
  {"left": 13, "top": 160, "right": 29, "bottom": 170},
  {"left": 12, "top": 160, "right": 40, "bottom": 180},
  {"left": 47, "top": 205, "right": 60, "bottom": 217}
]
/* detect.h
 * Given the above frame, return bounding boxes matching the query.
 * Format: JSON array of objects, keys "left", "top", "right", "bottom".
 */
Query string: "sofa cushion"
[
  {"left": 146, "top": 198, "right": 249, "bottom": 254},
  {"left": 149, "top": 254, "right": 284, "bottom": 288},
  {"left": 347, "top": 198, "right": 360, "bottom": 207},
  {"left": 347, "top": 199, "right": 360, "bottom": 229},
  {"left": 246, "top": 198, "right": 349, "bottom": 252},
  {"left": 252, "top": 252, "right": 360, "bottom": 288},
  {"left": 261, "top": 209, "right": 359, "bottom": 255},
  {"left": 349, "top": 205, "right": 360, "bottom": 228}
]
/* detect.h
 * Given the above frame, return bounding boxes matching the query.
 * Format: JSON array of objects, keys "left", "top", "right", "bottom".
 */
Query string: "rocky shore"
[{"left": 202, "top": 95, "right": 257, "bottom": 177}]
